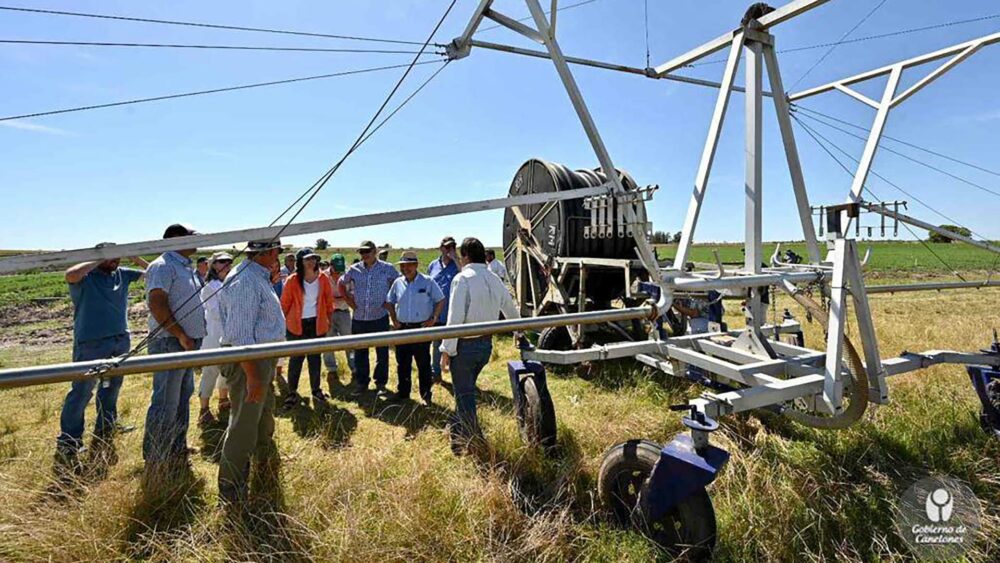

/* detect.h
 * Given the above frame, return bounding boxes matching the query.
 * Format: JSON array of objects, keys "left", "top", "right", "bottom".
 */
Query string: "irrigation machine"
[{"left": 2, "top": 0, "right": 1000, "bottom": 558}]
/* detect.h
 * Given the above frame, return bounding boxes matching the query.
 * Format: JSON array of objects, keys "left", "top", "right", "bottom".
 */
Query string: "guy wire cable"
[
  {"left": 0, "top": 4, "right": 434, "bottom": 46},
  {"left": 0, "top": 38, "right": 443, "bottom": 55},
  {"left": 90, "top": 0, "right": 458, "bottom": 375}
]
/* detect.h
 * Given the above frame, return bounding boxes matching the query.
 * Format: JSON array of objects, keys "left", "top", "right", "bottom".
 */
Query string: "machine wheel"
[
  {"left": 598, "top": 440, "right": 717, "bottom": 560},
  {"left": 981, "top": 378, "right": 1000, "bottom": 437},
  {"left": 517, "top": 376, "right": 557, "bottom": 449},
  {"left": 538, "top": 325, "right": 573, "bottom": 351}
]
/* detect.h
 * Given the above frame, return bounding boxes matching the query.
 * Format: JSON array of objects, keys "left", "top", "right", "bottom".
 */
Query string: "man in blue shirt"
[
  {"left": 142, "top": 223, "right": 207, "bottom": 475},
  {"left": 427, "top": 236, "right": 459, "bottom": 382},
  {"left": 341, "top": 240, "right": 399, "bottom": 396},
  {"left": 56, "top": 245, "right": 147, "bottom": 467},
  {"left": 386, "top": 251, "right": 445, "bottom": 405}
]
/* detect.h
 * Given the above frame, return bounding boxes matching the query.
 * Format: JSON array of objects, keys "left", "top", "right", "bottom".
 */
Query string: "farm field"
[{"left": 0, "top": 243, "right": 998, "bottom": 561}]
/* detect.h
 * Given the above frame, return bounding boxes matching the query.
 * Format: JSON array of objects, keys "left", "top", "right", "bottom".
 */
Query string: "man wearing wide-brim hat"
[
  {"left": 385, "top": 251, "right": 445, "bottom": 404},
  {"left": 216, "top": 238, "right": 287, "bottom": 506}
]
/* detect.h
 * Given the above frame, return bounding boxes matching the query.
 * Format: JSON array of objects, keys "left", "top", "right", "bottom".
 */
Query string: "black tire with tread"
[
  {"left": 517, "top": 376, "right": 557, "bottom": 449},
  {"left": 537, "top": 325, "right": 573, "bottom": 351},
  {"left": 598, "top": 439, "right": 717, "bottom": 561}
]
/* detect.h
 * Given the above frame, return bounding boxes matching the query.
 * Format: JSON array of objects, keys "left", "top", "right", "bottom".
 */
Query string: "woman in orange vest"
[{"left": 280, "top": 248, "right": 335, "bottom": 407}]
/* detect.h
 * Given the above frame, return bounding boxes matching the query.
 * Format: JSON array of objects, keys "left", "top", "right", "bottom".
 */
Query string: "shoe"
[
  {"left": 349, "top": 384, "right": 367, "bottom": 398},
  {"left": 312, "top": 391, "right": 329, "bottom": 404},
  {"left": 198, "top": 407, "right": 216, "bottom": 428},
  {"left": 420, "top": 395, "right": 433, "bottom": 407},
  {"left": 375, "top": 385, "right": 389, "bottom": 398},
  {"left": 388, "top": 391, "right": 409, "bottom": 403},
  {"left": 283, "top": 392, "right": 300, "bottom": 409}
]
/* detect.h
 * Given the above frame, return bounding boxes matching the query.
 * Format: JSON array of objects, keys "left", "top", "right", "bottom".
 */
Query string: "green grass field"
[{"left": 0, "top": 243, "right": 998, "bottom": 561}]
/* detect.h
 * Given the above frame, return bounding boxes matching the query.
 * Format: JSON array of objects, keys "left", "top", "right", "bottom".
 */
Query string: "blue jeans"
[
  {"left": 56, "top": 334, "right": 130, "bottom": 452},
  {"left": 449, "top": 337, "right": 493, "bottom": 438},
  {"left": 352, "top": 316, "right": 390, "bottom": 388},
  {"left": 143, "top": 336, "right": 201, "bottom": 462}
]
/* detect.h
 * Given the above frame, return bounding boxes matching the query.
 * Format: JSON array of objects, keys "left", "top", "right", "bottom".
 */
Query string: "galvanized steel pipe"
[{"left": 0, "top": 305, "right": 653, "bottom": 389}]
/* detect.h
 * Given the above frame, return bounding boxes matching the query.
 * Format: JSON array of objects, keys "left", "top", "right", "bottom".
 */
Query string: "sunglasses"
[
  {"left": 359, "top": 249, "right": 373, "bottom": 255},
  {"left": 216, "top": 259, "right": 233, "bottom": 265}
]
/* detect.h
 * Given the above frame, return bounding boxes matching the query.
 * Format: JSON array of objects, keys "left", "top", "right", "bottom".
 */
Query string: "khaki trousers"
[{"left": 218, "top": 359, "right": 277, "bottom": 502}]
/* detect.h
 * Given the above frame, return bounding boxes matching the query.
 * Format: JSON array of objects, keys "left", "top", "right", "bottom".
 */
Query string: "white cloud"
[{"left": 0, "top": 120, "right": 75, "bottom": 136}]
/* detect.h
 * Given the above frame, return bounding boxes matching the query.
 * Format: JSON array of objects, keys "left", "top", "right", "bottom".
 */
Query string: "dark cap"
[
  {"left": 247, "top": 239, "right": 282, "bottom": 252},
  {"left": 440, "top": 236, "right": 456, "bottom": 247},
  {"left": 163, "top": 223, "right": 199, "bottom": 239},
  {"left": 297, "top": 247, "right": 320, "bottom": 261},
  {"left": 196, "top": 256, "right": 208, "bottom": 264},
  {"left": 357, "top": 240, "right": 377, "bottom": 252}
]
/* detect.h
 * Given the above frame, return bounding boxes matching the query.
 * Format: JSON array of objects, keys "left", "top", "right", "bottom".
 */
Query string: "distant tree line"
[
  {"left": 928, "top": 225, "right": 971, "bottom": 243},
  {"left": 651, "top": 231, "right": 682, "bottom": 244}
]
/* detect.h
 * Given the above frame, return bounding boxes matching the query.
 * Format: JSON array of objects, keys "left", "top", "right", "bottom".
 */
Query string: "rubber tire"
[
  {"left": 538, "top": 325, "right": 573, "bottom": 351},
  {"left": 598, "top": 440, "right": 717, "bottom": 561},
  {"left": 517, "top": 376, "right": 557, "bottom": 449}
]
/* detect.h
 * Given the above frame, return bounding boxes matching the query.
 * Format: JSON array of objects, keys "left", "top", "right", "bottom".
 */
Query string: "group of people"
[{"left": 56, "top": 224, "right": 517, "bottom": 507}]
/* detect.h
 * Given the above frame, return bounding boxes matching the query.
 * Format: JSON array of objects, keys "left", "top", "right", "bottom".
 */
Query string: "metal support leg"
[
  {"left": 672, "top": 33, "right": 744, "bottom": 270},
  {"left": 523, "top": 0, "right": 661, "bottom": 285},
  {"left": 823, "top": 238, "right": 849, "bottom": 412},
  {"left": 762, "top": 43, "right": 820, "bottom": 263},
  {"left": 744, "top": 40, "right": 764, "bottom": 328},
  {"left": 842, "top": 241, "right": 888, "bottom": 403},
  {"left": 847, "top": 65, "right": 902, "bottom": 205}
]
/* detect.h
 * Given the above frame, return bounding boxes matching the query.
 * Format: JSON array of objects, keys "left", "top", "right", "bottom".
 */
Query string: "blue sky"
[{"left": 1, "top": 0, "right": 998, "bottom": 251}]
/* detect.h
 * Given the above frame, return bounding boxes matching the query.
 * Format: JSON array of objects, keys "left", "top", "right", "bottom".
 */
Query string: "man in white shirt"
[
  {"left": 440, "top": 237, "right": 520, "bottom": 450},
  {"left": 485, "top": 249, "right": 509, "bottom": 284}
]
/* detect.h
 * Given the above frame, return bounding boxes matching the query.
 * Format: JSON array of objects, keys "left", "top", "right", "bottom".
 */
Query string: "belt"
[{"left": 399, "top": 322, "right": 428, "bottom": 329}]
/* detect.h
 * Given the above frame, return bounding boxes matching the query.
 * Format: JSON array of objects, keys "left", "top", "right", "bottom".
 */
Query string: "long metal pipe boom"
[
  {"left": 0, "top": 184, "right": 611, "bottom": 274},
  {"left": 666, "top": 269, "right": 831, "bottom": 291},
  {"left": 860, "top": 202, "right": 1000, "bottom": 255},
  {"left": 0, "top": 305, "right": 652, "bottom": 390},
  {"left": 469, "top": 39, "right": 773, "bottom": 96},
  {"left": 866, "top": 280, "right": 1000, "bottom": 294}
]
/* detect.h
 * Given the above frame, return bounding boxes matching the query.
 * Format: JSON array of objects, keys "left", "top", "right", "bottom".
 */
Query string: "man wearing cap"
[
  {"left": 55, "top": 245, "right": 147, "bottom": 467},
  {"left": 385, "top": 251, "right": 445, "bottom": 404},
  {"left": 341, "top": 240, "right": 399, "bottom": 395},
  {"left": 322, "top": 253, "right": 355, "bottom": 382},
  {"left": 428, "top": 236, "right": 459, "bottom": 382},
  {"left": 142, "top": 223, "right": 208, "bottom": 474},
  {"left": 217, "top": 238, "right": 286, "bottom": 505}
]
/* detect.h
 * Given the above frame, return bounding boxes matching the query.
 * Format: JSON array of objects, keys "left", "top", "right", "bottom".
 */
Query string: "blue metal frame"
[{"left": 640, "top": 433, "right": 730, "bottom": 521}]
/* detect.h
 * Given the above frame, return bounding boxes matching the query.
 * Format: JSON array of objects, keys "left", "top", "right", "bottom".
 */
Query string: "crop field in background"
[{"left": 0, "top": 243, "right": 998, "bottom": 561}]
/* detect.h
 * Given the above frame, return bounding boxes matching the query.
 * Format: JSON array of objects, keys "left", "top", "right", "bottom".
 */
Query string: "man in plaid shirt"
[{"left": 341, "top": 240, "right": 399, "bottom": 396}]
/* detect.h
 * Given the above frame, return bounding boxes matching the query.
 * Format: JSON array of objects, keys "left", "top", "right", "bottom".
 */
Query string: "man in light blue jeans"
[{"left": 143, "top": 224, "right": 207, "bottom": 471}]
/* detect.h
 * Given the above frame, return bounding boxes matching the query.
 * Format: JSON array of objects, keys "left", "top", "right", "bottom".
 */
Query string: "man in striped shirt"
[
  {"left": 217, "top": 238, "right": 286, "bottom": 506},
  {"left": 341, "top": 240, "right": 399, "bottom": 396}
]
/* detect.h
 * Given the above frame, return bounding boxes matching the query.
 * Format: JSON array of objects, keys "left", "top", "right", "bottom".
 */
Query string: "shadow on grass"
[
  {"left": 199, "top": 418, "right": 228, "bottom": 464},
  {"left": 471, "top": 427, "right": 593, "bottom": 517},
  {"left": 220, "top": 452, "right": 316, "bottom": 562},
  {"left": 42, "top": 433, "right": 125, "bottom": 504},
  {"left": 280, "top": 399, "right": 358, "bottom": 449},
  {"left": 124, "top": 463, "right": 208, "bottom": 559},
  {"left": 438, "top": 379, "right": 516, "bottom": 415}
]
